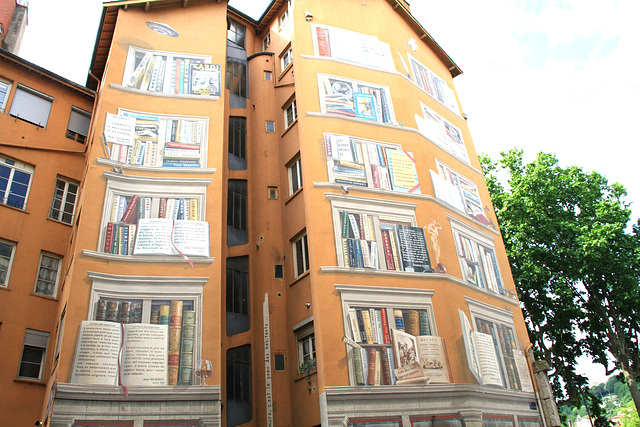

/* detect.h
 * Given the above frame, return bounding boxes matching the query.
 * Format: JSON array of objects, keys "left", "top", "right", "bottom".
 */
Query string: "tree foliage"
[{"left": 481, "top": 150, "right": 640, "bottom": 424}]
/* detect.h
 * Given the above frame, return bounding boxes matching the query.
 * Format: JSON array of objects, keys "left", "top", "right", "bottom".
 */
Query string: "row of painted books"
[
  {"left": 324, "top": 133, "right": 420, "bottom": 193},
  {"left": 340, "top": 211, "right": 433, "bottom": 273},
  {"left": 125, "top": 51, "right": 221, "bottom": 97},
  {"left": 348, "top": 307, "right": 432, "bottom": 346},
  {"left": 112, "top": 195, "right": 199, "bottom": 224},
  {"left": 476, "top": 318, "right": 522, "bottom": 390},
  {"left": 70, "top": 299, "right": 195, "bottom": 386},
  {"left": 409, "top": 55, "right": 460, "bottom": 114},
  {"left": 108, "top": 116, "right": 204, "bottom": 168},
  {"left": 454, "top": 231, "right": 503, "bottom": 294}
]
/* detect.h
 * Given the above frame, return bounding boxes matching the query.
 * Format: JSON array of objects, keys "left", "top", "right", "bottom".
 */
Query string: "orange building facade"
[
  {"left": 1, "top": 1, "right": 560, "bottom": 426},
  {"left": 0, "top": 49, "right": 94, "bottom": 426}
]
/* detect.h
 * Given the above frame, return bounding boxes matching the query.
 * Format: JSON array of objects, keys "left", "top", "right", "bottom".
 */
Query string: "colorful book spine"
[
  {"left": 355, "top": 309, "right": 367, "bottom": 342},
  {"left": 419, "top": 310, "right": 432, "bottom": 336},
  {"left": 393, "top": 309, "right": 405, "bottom": 332},
  {"left": 361, "top": 309, "right": 374, "bottom": 344},
  {"left": 95, "top": 299, "right": 107, "bottom": 321},
  {"left": 380, "top": 348, "right": 392, "bottom": 385},
  {"left": 348, "top": 308, "right": 361, "bottom": 343},
  {"left": 408, "top": 310, "right": 420, "bottom": 336},
  {"left": 352, "top": 347, "right": 365, "bottom": 385},
  {"left": 367, "top": 348, "right": 377, "bottom": 386},
  {"left": 380, "top": 309, "right": 391, "bottom": 344},
  {"left": 168, "top": 300, "right": 184, "bottom": 385},
  {"left": 104, "top": 222, "right": 115, "bottom": 253},
  {"left": 159, "top": 305, "right": 170, "bottom": 325}
]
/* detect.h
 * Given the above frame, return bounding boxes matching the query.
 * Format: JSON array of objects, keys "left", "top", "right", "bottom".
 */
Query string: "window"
[
  {"left": 262, "top": 33, "right": 271, "bottom": 51},
  {"left": 82, "top": 272, "right": 205, "bottom": 387},
  {"left": 264, "top": 71, "right": 272, "bottom": 81},
  {"left": 295, "top": 322, "right": 316, "bottom": 372},
  {"left": 227, "top": 19, "right": 246, "bottom": 48},
  {"left": 324, "top": 132, "right": 420, "bottom": 193},
  {"left": 228, "top": 116, "right": 246, "bottom": 170},
  {"left": 18, "top": 329, "right": 49, "bottom": 380},
  {"left": 336, "top": 284, "right": 443, "bottom": 387},
  {"left": 265, "top": 121, "right": 275, "bottom": 133},
  {"left": 49, "top": 177, "right": 79, "bottom": 224},
  {"left": 121, "top": 47, "right": 218, "bottom": 96},
  {"left": 349, "top": 419, "right": 402, "bottom": 427},
  {"left": 226, "top": 60, "right": 247, "bottom": 98},
  {"left": 411, "top": 416, "right": 464, "bottom": 427},
  {"left": 273, "top": 354, "right": 285, "bottom": 371},
  {"left": 0, "top": 238, "right": 16, "bottom": 287},
  {"left": 461, "top": 298, "right": 534, "bottom": 391},
  {"left": 318, "top": 74, "right": 396, "bottom": 124},
  {"left": 34, "top": 252, "right": 62, "bottom": 298},
  {"left": 483, "top": 416, "right": 515, "bottom": 427},
  {"left": 287, "top": 156, "right": 302, "bottom": 196},
  {"left": 274, "top": 264, "right": 283, "bottom": 279},
  {"left": 292, "top": 232, "right": 309, "bottom": 277},
  {"left": 328, "top": 194, "right": 433, "bottom": 272},
  {"left": 227, "top": 345, "right": 252, "bottom": 426},
  {"left": 0, "top": 155, "right": 33, "bottom": 210},
  {"left": 226, "top": 256, "right": 249, "bottom": 336},
  {"left": 144, "top": 422, "right": 200, "bottom": 427},
  {"left": 279, "top": 9, "right": 289, "bottom": 30},
  {"left": 66, "top": 107, "right": 91, "bottom": 143},
  {"left": 284, "top": 98, "right": 297, "bottom": 128},
  {"left": 450, "top": 217, "right": 503, "bottom": 295},
  {"left": 105, "top": 109, "right": 209, "bottom": 169},
  {"left": 96, "top": 172, "right": 209, "bottom": 258},
  {"left": 280, "top": 46, "right": 293, "bottom": 71},
  {"left": 73, "top": 422, "right": 133, "bottom": 427},
  {"left": 267, "top": 186, "right": 278, "bottom": 200},
  {"left": 9, "top": 84, "right": 53, "bottom": 127},
  {"left": 227, "top": 180, "right": 248, "bottom": 246},
  {"left": 430, "top": 160, "right": 490, "bottom": 225},
  {"left": 0, "top": 78, "right": 12, "bottom": 112}
]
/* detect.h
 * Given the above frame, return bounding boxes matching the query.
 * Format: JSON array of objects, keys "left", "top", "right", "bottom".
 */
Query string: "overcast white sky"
[{"left": 19, "top": 0, "right": 639, "bottom": 385}]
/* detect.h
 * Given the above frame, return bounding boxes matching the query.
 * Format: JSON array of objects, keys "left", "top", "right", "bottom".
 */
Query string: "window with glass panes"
[
  {"left": 34, "top": 252, "right": 61, "bottom": 297},
  {"left": 226, "top": 60, "right": 247, "bottom": 98},
  {"left": 49, "top": 177, "right": 79, "bottom": 224},
  {"left": 228, "top": 116, "right": 246, "bottom": 170},
  {"left": 288, "top": 155, "right": 302, "bottom": 195},
  {"left": 0, "top": 78, "right": 11, "bottom": 112},
  {"left": 227, "top": 19, "right": 246, "bottom": 48},
  {"left": 226, "top": 256, "right": 249, "bottom": 336},
  {"left": 296, "top": 323, "right": 315, "bottom": 369},
  {"left": 0, "top": 238, "right": 16, "bottom": 286},
  {"left": 292, "top": 233, "right": 309, "bottom": 277},
  {"left": 0, "top": 155, "right": 33, "bottom": 210},
  {"left": 284, "top": 98, "right": 297, "bottom": 128},
  {"left": 18, "top": 329, "right": 49, "bottom": 380},
  {"left": 227, "top": 345, "right": 252, "bottom": 426},
  {"left": 66, "top": 107, "right": 91, "bottom": 143},
  {"left": 227, "top": 180, "right": 248, "bottom": 246}
]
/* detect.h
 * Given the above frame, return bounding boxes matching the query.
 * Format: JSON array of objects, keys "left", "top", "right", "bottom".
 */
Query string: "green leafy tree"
[{"left": 481, "top": 150, "right": 640, "bottom": 423}]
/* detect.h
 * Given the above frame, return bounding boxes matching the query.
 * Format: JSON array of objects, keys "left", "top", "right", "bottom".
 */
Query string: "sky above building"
[{"left": 18, "top": 0, "right": 638, "bottom": 385}]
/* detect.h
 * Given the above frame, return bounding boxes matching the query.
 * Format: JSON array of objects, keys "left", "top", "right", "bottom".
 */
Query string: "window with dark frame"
[
  {"left": 265, "top": 121, "right": 275, "bottom": 133},
  {"left": 226, "top": 256, "right": 249, "bottom": 336},
  {"left": 226, "top": 60, "right": 247, "bottom": 98},
  {"left": 228, "top": 116, "right": 247, "bottom": 170},
  {"left": 18, "top": 329, "right": 49, "bottom": 380},
  {"left": 34, "top": 252, "right": 62, "bottom": 298},
  {"left": 49, "top": 177, "right": 79, "bottom": 224},
  {"left": 226, "top": 345, "right": 252, "bottom": 426},
  {"left": 0, "top": 155, "right": 33, "bottom": 210},
  {"left": 227, "top": 179, "right": 248, "bottom": 246},
  {"left": 292, "top": 233, "right": 309, "bottom": 277},
  {"left": 66, "top": 107, "right": 91, "bottom": 143},
  {"left": 296, "top": 322, "right": 316, "bottom": 371},
  {"left": 8, "top": 84, "right": 53, "bottom": 128},
  {"left": 227, "top": 19, "right": 246, "bottom": 48}
]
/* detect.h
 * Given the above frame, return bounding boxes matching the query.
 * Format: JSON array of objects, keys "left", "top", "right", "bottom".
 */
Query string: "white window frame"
[
  {"left": 49, "top": 177, "right": 79, "bottom": 225},
  {"left": 18, "top": 329, "right": 49, "bottom": 380},
  {"left": 66, "top": 107, "right": 92, "bottom": 143},
  {"left": 449, "top": 216, "right": 504, "bottom": 295},
  {"left": 8, "top": 84, "right": 53, "bottom": 128},
  {"left": 295, "top": 321, "right": 316, "bottom": 369},
  {"left": 279, "top": 8, "right": 290, "bottom": 31},
  {"left": 280, "top": 46, "right": 293, "bottom": 71},
  {"left": 292, "top": 232, "right": 309, "bottom": 277},
  {"left": 87, "top": 271, "right": 206, "bottom": 386},
  {"left": 265, "top": 121, "right": 275, "bottom": 133},
  {"left": 284, "top": 98, "right": 297, "bottom": 129},
  {"left": 34, "top": 251, "right": 62, "bottom": 298},
  {"left": 287, "top": 155, "right": 302, "bottom": 195},
  {"left": 0, "top": 238, "right": 16, "bottom": 287},
  {"left": 0, "top": 155, "right": 34, "bottom": 210},
  {"left": 465, "top": 297, "right": 524, "bottom": 390},
  {"left": 262, "top": 33, "right": 271, "bottom": 51},
  {"left": 95, "top": 172, "right": 210, "bottom": 258},
  {"left": 335, "top": 284, "right": 436, "bottom": 386},
  {"left": 0, "top": 78, "right": 12, "bottom": 113}
]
